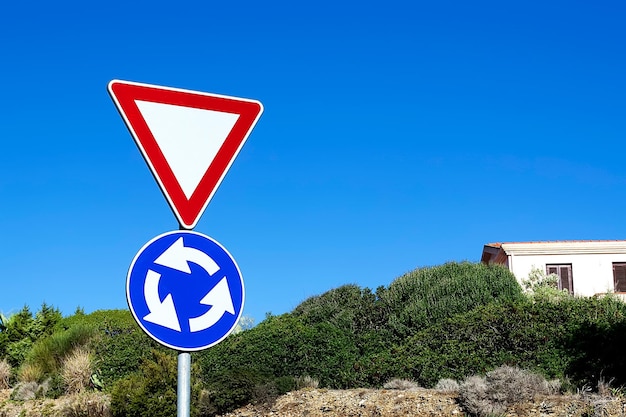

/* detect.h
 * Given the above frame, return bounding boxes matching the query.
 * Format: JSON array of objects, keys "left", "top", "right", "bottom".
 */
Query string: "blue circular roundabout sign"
[{"left": 126, "top": 230, "right": 245, "bottom": 351}]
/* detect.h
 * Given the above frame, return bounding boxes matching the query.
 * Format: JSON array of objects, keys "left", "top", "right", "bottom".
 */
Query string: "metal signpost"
[{"left": 108, "top": 80, "right": 263, "bottom": 417}]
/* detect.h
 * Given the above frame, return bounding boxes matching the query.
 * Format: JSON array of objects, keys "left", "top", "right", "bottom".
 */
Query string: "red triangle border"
[{"left": 108, "top": 80, "right": 263, "bottom": 229}]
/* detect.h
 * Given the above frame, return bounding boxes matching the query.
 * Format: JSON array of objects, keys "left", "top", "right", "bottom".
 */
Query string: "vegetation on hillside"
[{"left": 1, "top": 261, "right": 626, "bottom": 417}]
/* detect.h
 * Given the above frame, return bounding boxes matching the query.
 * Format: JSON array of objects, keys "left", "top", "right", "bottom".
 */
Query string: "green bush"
[
  {"left": 5, "top": 262, "right": 626, "bottom": 415},
  {"left": 89, "top": 310, "right": 163, "bottom": 389},
  {"left": 392, "top": 296, "right": 626, "bottom": 388},
  {"left": 0, "top": 306, "right": 34, "bottom": 367},
  {"left": 198, "top": 263, "right": 531, "bottom": 396},
  {"left": 30, "top": 303, "right": 63, "bottom": 340},
  {"left": 3, "top": 308, "right": 167, "bottom": 399},
  {"left": 382, "top": 262, "right": 524, "bottom": 340},
  {"left": 560, "top": 296, "right": 626, "bottom": 387},
  {"left": 203, "top": 368, "right": 264, "bottom": 415},
  {"left": 293, "top": 284, "right": 388, "bottom": 335},
  {"left": 110, "top": 350, "right": 178, "bottom": 417},
  {"left": 198, "top": 314, "right": 360, "bottom": 389},
  {"left": 0, "top": 304, "right": 63, "bottom": 368},
  {"left": 201, "top": 372, "right": 299, "bottom": 415},
  {"left": 25, "top": 324, "right": 95, "bottom": 377},
  {"left": 5, "top": 339, "right": 33, "bottom": 370},
  {"left": 292, "top": 284, "right": 393, "bottom": 360}
]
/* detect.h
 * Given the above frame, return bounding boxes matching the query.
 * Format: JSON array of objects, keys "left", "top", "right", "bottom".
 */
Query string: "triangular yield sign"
[{"left": 108, "top": 80, "right": 263, "bottom": 229}]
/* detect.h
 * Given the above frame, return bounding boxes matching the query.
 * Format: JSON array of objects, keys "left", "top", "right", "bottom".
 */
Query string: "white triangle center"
[{"left": 135, "top": 100, "right": 240, "bottom": 199}]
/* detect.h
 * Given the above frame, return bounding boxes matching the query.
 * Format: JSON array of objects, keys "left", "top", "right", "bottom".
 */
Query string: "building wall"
[{"left": 507, "top": 253, "right": 626, "bottom": 296}]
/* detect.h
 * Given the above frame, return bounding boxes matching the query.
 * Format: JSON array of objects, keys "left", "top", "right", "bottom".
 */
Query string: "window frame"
[
  {"left": 546, "top": 264, "right": 574, "bottom": 294},
  {"left": 613, "top": 263, "right": 626, "bottom": 293}
]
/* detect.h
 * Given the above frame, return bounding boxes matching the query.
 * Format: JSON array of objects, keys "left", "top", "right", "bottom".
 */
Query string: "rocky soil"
[
  {"left": 218, "top": 388, "right": 626, "bottom": 417},
  {"left": 3, "top": 388, "right": 626, "bottom": 417},
  {"left": 0, "top": 389, "right": 111, "bottom": 417}
]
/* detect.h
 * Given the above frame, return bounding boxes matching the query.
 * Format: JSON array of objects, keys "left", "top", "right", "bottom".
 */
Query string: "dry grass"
[
  {"left": 435, "top": 378, "right": 460, "bottom": 393},
  {"left": 382, "top": 378, "right": 421, "bottom": 390},
  {"left": 10, "top": 380, "right": 49, "bottom": 401},
  {"left": 0, "top": 360, "right": 10, "bottom": 389},
  {"left": 17, "top": 363, "right": 42, "bottom": 383},
  {"left": 59, "top": 392, "right": 111, "bottom": 417},
  {"left": 218, "top": 388, "right": 463, "bottom": 417},
  {"left": 295, "top": 375, "right": 319, "bottom": 389},
  {"left": 0, "top": 392, "right": 110, "bottom": 417},
  {"left": 196, "top": 389, "right": 218, "bottom": 416},
  {"left": 3, "top": 385, "right": 626, "bottom": 417},
  {"left": 458, "top": 365, "right": 561, "bottom": 417},
  {"left": 61, "top": 348, "right": 92, "bottom": 394}
]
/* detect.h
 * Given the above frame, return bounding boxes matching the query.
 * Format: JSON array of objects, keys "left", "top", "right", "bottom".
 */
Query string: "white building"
[{"left": 480, "top": 240, "right": 626, "bottom": 296}]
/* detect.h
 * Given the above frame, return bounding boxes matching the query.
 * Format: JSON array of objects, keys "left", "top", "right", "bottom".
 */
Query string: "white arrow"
[
  {"left": 154, "top": 237, "right": 220, "bottom": 275},
  {"left": 143, "top": 270, "right": 181, "bottom": 331},
  {"left": 188, "top": 277, "right": 235, "bottom": 332}
]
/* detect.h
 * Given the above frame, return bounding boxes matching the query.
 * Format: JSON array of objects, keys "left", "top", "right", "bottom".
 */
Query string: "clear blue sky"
[{"left": 1, "top": 1, "right": 625, "bottom": 324}]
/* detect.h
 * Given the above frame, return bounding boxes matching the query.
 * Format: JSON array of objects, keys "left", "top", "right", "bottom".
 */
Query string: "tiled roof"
[
  {"left": 481, "top": 240, "right": 626, "bottom": 263},
  {"left": 482, "top": 240, "right": 626, "bottom": 258},
  {"left": 488, "top": 240, "right": 626, "bottom": 245}
]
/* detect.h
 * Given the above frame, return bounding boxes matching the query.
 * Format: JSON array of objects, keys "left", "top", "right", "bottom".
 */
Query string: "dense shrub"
[
  {"left": 561, "top": 297, "right": 626, "bottom": 387},
  {"left": 393, "top": 296, "right": 626, "bottom": 388},
  {"left": 382, "top": 262, "right": 524, "bottom": 340},
  {"left": 5, "top": 263, "right": 626, "bottom": 417},
  {"left": 292, "top": 284, "right": 393, "bottom": 360},
  {"left": 0, "top": 307, "right": 35, "bottom": 367},
  {"left": 198, "top": 314, "right": 360, "bottom": 389},
  {"left": 198, "top": 312, "right": 394, "bottom": 413},
  {"left": 110, "top": 350, "right": 178, "bottom": 417},
  {"left": 24, "top": 324, "right": 95, "bottom": 377},
  {"left": 203, "top": 368, "right": 264, "bottom": 414},
  {"left": 88, "top": 310, "right": 162, "bottom": 389},
  {"left": 292, "top": 263, "right": 523, "bottom": 347},
  {"left": 1, "top": 308, "right": 168, "bottom": 404},
  {"left": 201, "top": 373, "right": 305, "bottom": 415},
  {"left": 293, "top": 284, "right": 388, "bottom": 334},
  {"left": 0, "top": 304, "right": 63, "bottom": 368},
  {"left": 15, "top": 309, "right": 161, "bottom": 393},
  {"left": 200, "top": 262, "right": 597, "bottom": 400}
]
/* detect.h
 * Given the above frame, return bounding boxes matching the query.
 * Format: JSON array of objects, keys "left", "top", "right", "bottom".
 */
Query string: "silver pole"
[{"left": 177, "top": 352, "right": 191, "bottom": 417}]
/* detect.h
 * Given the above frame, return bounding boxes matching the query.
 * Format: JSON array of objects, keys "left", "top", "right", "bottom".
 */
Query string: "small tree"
[
  {"left": 31, "top": 303, "right": 62, "bottom": 339},
  {"left": 522, "top": 267, "right": 569, "bottom": 301},
  {"left": 0, "top": 304, "right": 63, "bottom": 368},
  {"left": 1, "top": 306, "right": 34, "bottom": 367}
]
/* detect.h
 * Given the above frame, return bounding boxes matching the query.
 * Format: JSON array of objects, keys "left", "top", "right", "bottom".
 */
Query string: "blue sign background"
[{"left": 127, "top": 230, "right": 244, "bottom": 351}]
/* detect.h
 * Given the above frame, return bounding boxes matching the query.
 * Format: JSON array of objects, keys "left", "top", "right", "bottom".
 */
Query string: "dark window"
[
  {"left": 546, "top": 264, "right": 573, "bottom": 294},
  {"left": 613, "top": 263, "right": 626, "bottom": 292}
]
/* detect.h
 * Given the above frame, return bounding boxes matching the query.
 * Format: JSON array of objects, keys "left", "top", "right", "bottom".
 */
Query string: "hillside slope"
[
  {"left": 2, "top": 387, "right": 626, "bottom": 417},
  {"left": 218, "top": 388, "right": 626, "bottom": 417}
]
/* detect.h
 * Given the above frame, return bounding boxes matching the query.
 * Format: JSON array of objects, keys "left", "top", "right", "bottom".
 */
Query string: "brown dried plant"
[
  {"left": 0, "top": 359, "right": 10, "bottom": 389},
  {"left": 61, "top": 348, "right": 92, "bottom": 394}
]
